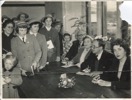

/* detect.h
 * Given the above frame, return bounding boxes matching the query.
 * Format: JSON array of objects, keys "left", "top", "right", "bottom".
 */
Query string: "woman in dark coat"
[
  {"left": 2, "top": 19, "right": 15, "bottom": 54},
  {"left": 92, "top": 39, "right": 131, "bottom": 90},
  {"left": 39, "top": 15, "right": 60, "bottom": 62}
]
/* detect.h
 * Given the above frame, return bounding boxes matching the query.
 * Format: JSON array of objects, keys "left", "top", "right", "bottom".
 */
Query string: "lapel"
[
  {"left": 120, "top": 57, "right": 130, "bottom": 80},
  {"left": 85, "top": 49, "right": 92, "bottom": 60}
]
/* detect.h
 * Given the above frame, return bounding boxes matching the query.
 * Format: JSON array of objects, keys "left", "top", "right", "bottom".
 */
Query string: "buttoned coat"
[
  {"left": 3, "top": 67, "right": 22, "bottom": 98},
  {"left": 39, "top": 27, "right": 60, "bottom": 62},
  {"left": 11, "top": 34, "right": 41, "bottom": 72},
  {"left": 35, "top": 33, "right": 47, "bottom": 67}
]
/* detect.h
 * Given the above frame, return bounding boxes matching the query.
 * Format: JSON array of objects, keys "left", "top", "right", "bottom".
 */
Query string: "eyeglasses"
[
  {"left": 91, "top": 45, "right": 100, "bottom": 49},
  {"left": 7, "top": 26, "right": 14, "bottom": 29}
]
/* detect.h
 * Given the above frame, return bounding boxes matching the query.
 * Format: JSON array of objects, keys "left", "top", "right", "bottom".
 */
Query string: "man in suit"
[{"left": 81, "top": 39, "right": 115, "bottom": 77}]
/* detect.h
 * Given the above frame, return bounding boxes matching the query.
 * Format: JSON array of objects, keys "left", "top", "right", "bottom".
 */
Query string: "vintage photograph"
[{"left": 1, "top": 0, "right": 131, "bottom": 98}]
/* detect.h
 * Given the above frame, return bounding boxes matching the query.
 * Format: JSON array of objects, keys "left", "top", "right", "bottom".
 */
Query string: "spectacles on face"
[
  {"left": 91, "top": 45, "right": 100, "bottom": 49},
  {"left": 7, "top": 26, "right": 14, "bottom": 29}
]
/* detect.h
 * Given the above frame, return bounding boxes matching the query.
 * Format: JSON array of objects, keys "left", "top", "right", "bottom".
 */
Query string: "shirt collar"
[
  {"left": 29, "top": 31, "right": 37, "bottom": 36},
  {"left": 45, "top": 26, "right": 51, "bottom": 31},
  {"left": 97, "top": 50, "right": 103, "bottom": 60},
  {"left": 18, "top": 35, "right": 27, "bottom": 42}
]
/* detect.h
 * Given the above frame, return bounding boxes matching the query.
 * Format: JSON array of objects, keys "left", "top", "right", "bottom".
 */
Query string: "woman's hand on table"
[{"left": 98, "top": 80, "right": 111, "bottom": 87}]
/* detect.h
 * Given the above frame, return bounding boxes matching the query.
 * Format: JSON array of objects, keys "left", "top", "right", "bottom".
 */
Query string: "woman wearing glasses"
[{"left": 2, "top": 19, "right": 15, "bottom": 54}]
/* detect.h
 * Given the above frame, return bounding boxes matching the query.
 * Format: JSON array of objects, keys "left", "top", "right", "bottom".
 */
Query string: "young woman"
[
  {"left": 92, "top": 39, "right": 131, "bottom": 90},
  {"left": 29, "top": 21, "right": 47, "bottom": 70},
  {"left": 39, "top": 14, "right": 60, "bottom": 62},
  {"left": 11, "top": 22, "right": 41, "bottom": 76}
]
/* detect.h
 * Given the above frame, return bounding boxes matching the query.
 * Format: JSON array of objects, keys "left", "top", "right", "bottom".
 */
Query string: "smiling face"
[
  {"left": 18, "top": 28, "right": 27, "bottom": 37},
  {"left": 30, "top": 24, "right": 39, "bottom": 33},
  {"left": 83, "top": 38, "right": 92, "bottom": 49},
  {"left": 45, "top": 17, "right": 52, "bottom": 27},
  {"left": 113, "top": 45, "right": 126, "bottom": 60},
  {"left": 4, "top": 59, "right": 13, "bottom": 71},
  {"left": 3, "top": 23, "right": 14, "bottom": 35}
]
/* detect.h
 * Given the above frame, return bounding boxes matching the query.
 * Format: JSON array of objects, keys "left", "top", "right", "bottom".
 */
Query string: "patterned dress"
[{"left": 62, "top": 41, "right": 72, "bottom": 60}]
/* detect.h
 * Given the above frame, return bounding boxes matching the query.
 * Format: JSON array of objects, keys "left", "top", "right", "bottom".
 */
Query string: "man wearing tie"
[{"left": 81, "top": 39, "right": 115, "bottom": 77}]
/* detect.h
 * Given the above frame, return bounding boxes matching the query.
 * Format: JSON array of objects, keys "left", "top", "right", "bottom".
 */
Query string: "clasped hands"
[
  {"left": 3, "top": 77, "right": 11, "bottom": 84},
  {"left": 92, "top": 75, "right": 111, "bottom": 87}
]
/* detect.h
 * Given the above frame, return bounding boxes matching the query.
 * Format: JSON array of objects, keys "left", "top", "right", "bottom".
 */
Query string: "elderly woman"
[
  {"left": 2, "top": 19, "right": 15, "bottom": 54},
  {"left": 68, "top": 35, "right": 93, "bottom": 68},
  {"left": 92, "top": 39, "right": 131, "bottom": 90},
  {"left": 11, "top": 22, "right": 41, "bottom": 76},
  {"left": 39, "top": 14, "right": 60, "bottom": 62}
]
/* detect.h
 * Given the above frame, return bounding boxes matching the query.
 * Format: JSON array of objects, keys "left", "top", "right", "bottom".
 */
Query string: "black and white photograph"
[{"left": 1, "top": 0, "right": 131, "bottom": 98}]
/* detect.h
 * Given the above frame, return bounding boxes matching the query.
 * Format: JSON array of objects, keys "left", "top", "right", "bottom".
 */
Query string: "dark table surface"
[{"left": 20, "top": 62, "right": 131, "bottom": 98}]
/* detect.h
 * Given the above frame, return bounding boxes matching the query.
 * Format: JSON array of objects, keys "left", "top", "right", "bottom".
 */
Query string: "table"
[{"left": 20, "top": 62, "right": 131, "bottom": 98}]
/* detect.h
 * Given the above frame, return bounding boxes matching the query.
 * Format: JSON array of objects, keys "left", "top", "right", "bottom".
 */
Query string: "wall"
[
  {"left": 62, "top": 2, "right": 86, "bottom": 35},
  {"left": 45, "top": 2, "right": 63, "bottom": 21},
  {"left": 2, "top": 6, "right": 45, "bottom": 21}
]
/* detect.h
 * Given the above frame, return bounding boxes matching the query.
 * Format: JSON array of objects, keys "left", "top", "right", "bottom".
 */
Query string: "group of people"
[{"left": 2, "top": 12, "right": 131, "bottom": 98}]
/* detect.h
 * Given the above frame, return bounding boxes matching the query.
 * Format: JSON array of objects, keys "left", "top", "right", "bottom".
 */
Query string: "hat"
[
  {"left": 29, "top": 19, "right": 42, "bottom": 28},
  {"left": 16, "top": 21, "right": 28, "bottom": 28},
  {"left": 42, "top": 14, "right": 53, "bottom": 22},
  {"left": 17, "top": 12, "right": 29, "bottom": 19}
]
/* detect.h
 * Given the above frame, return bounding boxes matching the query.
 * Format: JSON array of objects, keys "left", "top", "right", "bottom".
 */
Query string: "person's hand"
[
  {"left": 82, "top": 68, "right": 91, "bottom": 73},
  {"left": 39, "top": 66, "right": 45, "bottom": 70},
  {"left": 56, "top": 56, "right": 60, "bottom": 62},
  {"left": 21, "top": 69, "right": 27, "bottom": 76},
  {"left": 89, "top": 71, "right": 103, "bottom": 77},
  {"left": 31, "top": 62, "right": 38, "bottom": 70},
  {"left": 4, "top": 77, "right": 11, "bottom": 83},
  {"left": 98, "top": 80, "right": 111, "bottom": 87},
  {"left": 92, "top": 75, "right": 100, "bottom": 84}
]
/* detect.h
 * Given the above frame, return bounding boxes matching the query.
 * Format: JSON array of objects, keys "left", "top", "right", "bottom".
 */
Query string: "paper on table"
[
  {"left": 47, "top": 40, "right": 54, "bottom": 49},
  {"left": 61, "top": 63, "right": 74, "bottom": 68}
]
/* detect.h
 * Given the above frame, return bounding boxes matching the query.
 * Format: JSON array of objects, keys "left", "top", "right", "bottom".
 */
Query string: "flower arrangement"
[{"left": 58, "top": 73, "right": 75, "bottom": 88}]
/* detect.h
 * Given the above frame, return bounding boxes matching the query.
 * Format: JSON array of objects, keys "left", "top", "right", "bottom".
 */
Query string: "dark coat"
[
  {"left": 100, "top": 56, "right": 131, "bottom": 90},
  {"left": 65, "top": 40, "right": 81, "bottom": 60},
  {"left": 81, "top": 50, "right": 114, "bottom": 71},
  {"left": 2, "top": 32, "right": 15, "bottom": 54},
  {"left": 72, "top": 47, "right": 92, "bottom": 64},
  {"left": 39, "top": 27, "right": 60, "bottom": 62}
]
